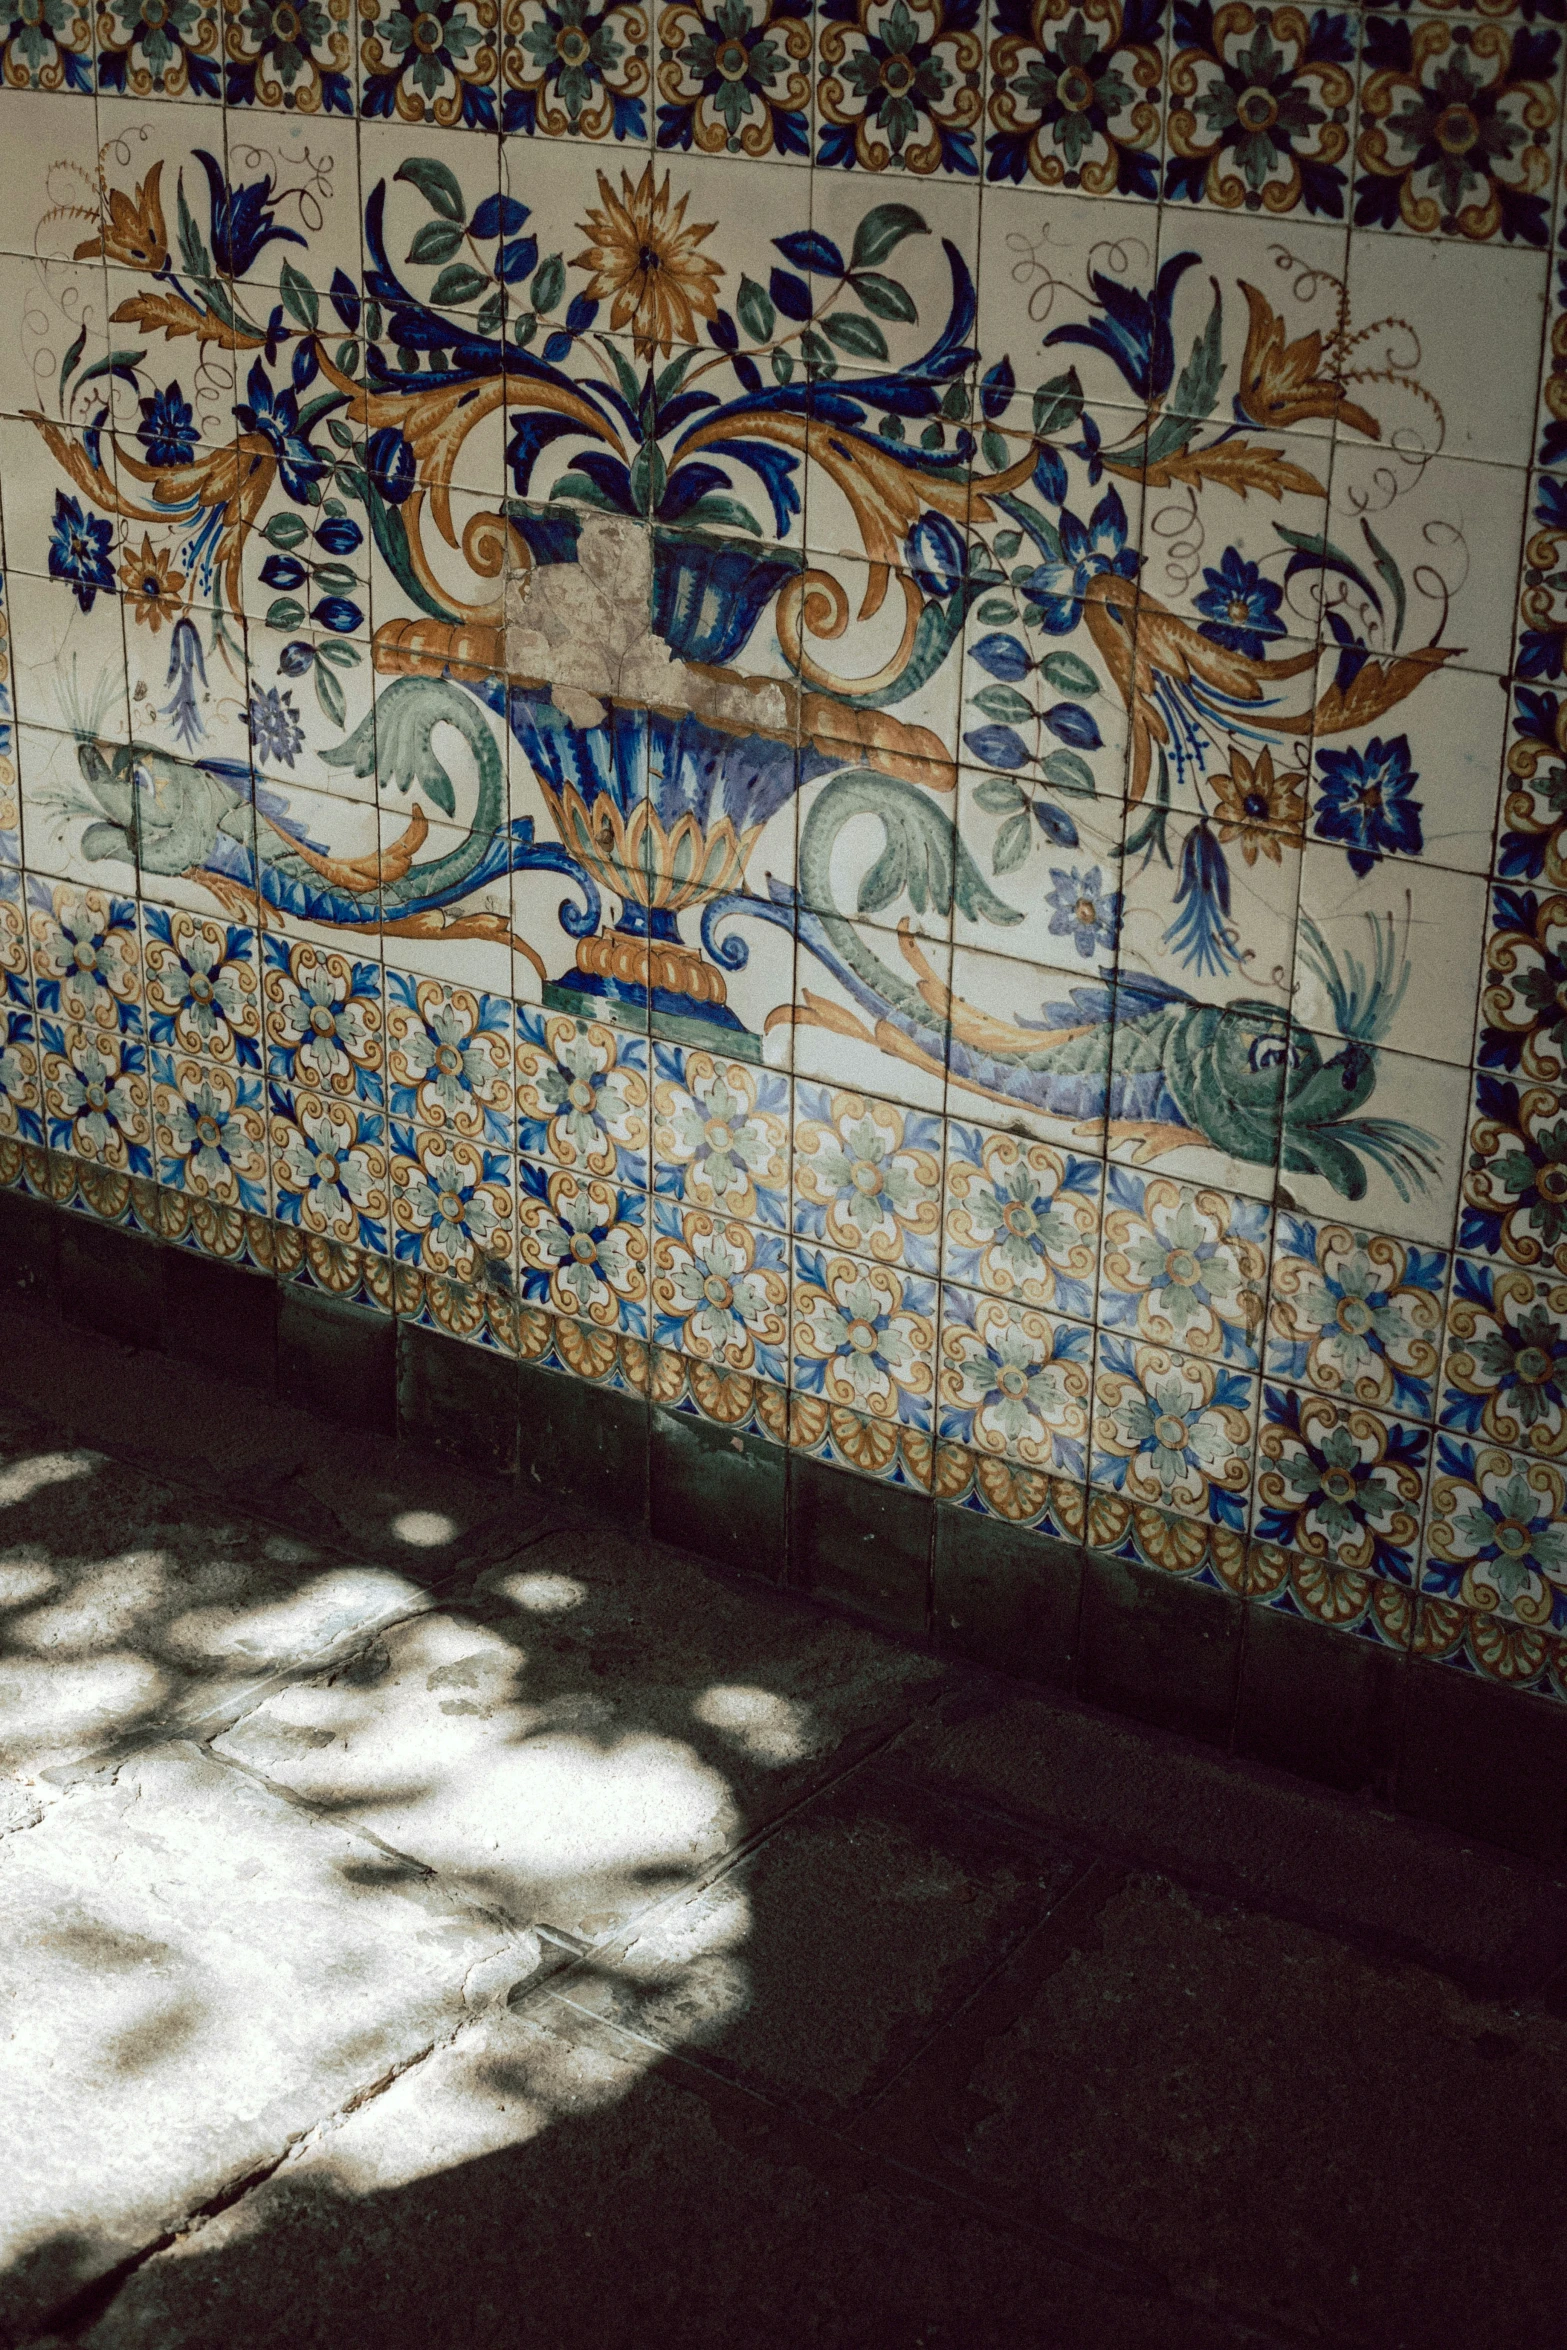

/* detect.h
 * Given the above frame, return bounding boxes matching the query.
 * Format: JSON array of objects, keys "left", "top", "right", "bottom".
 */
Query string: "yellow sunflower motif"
[
  {"left": 1211, "top": 745, "right": 1306, "bottom": 865},
  {"left": 119, "top": 535, "right": 187, "bottom": 634},
  {"left": 573, "top": 165, "right": 722, "bottom": 360}
]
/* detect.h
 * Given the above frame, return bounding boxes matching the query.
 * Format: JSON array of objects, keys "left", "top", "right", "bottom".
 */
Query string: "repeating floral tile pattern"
[{"left": 7, "top": 50, "right": 1567, "bottom": 1711}]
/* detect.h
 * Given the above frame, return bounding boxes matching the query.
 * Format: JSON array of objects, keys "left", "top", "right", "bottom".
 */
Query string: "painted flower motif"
[
  {"left": 234, "top": 355, "right": 331, "bottom": 506},
  {"left": 1235, "top": 280, "right": 1379, "bottom": 437},
  {"left": 41, "top": 1023, "right": 150, "bottom": 1169},
  {"left": 96, "top": 0, "right": 221, "bottom": 94},
  {"left": 223, "top": 0, "right": 354, "bottom": 111},
  {"left": 1255, "top": 1386, "right": 1428, "bottom": 1579},
  {"left": 938, "top": 1288, "right": 1091, "bottom": 1472},
  {"left": 392, "top": 1131, "right": 513, "bottom": 1278},
  {"left": 0, "top": 1010, "right": 41, "bottom": 1145},
  {"left": 942, "top": 1128, "right": 1099, "bottom": 1314},
  {"left": 504, "top": 0, "right": 650, "bottom": 139},
  {"left": 142, "top": 909, "right": 256, "bottom": 1063},
  {"left": 656, "top": 0, "right": 809, "bottom": 157},
  {"left": 650, "top": 1045, "right": 788, "bottom": 1225},
  {"left": 792, "top": 1248, "right": 936, "bottom": 1424},
  {"left": 1464, "top": 1076, "right": 1567, "bottom": 1277},
  {"left": 1211, "top": 745, "right": 1305, "bottom": 864},
  {"left": 517, "top": 1010, "right": 648, "bottom": 1178},
  {"left": 1020, "top": 488, "right": 1137, "bottom": 635},
  {"left": 1092, "top": 1336, "right": 1255, "bottom": 1524},
  {"left": 155, "top": 1059, "right": 266, "bottom": 1205},
  {"left": 1354, "top": 16, "right": 1560, "bottom": 247},
  {"left": 270, "top": 1088, "right": 389, "bottom": 1246},
  {"left": 793, "top": 1087, "right": 943, "bottom": 1270},
  {"left": 1498, "top": 688, "right": 1567, "bottom": 889},
  {"left": 0, "top": 0, "right": 93, "bottom": 90},
  {"left": 48, "top": 493, "right": 115, "bottom": 615},
  {"left": 136, "top": 384, "right": 198, "bottom": 469},
  {"left": 573, "top": 164, "right": 721, "bottom": 358},
  {"left": 1193, "top": 546, "right": 1286, "bottom": 658},
  {"left": 1267, "top": 1216, "right": 1445, "bottom": 1419},
  {"left": 1425, "top": 1439, "right": 1567, "bottom": 1628},
  {"left": 1045, "top": 863, "right": 1121, "bottom": 960},
  {"left": 1101, "top": 1172, "right": 1268, "bottom": 1363},
  {"left": 388, "top": 975, "right": 512, "bottom": 1140},
  {"left": 1442, "top": 1260, "right": 1567, "bottom": 1458},
  {"left": 985, "top": 0, "right": 1160, "bottom": 196},
  {"left": 652, "top": 1206, "right": 788, "bottom": 1376},
  {"left": 817, "top": 0, "right": 983, "bottom": 175},
  {"left": 119, "top": 536, "right": 186, "bottom": 636},
  {"left": 28, "top": 886, "right": 141, "bottom": 1036},
  {"left": 1165, "top": 0, "right": 1355, "bottom": 218},
  {"left": 1312, "top": 735, "right": 1423, "bottom": 877},
  {"left": 1478, "top": 886, "right": 1567, "bottom": 1083},
  {"left": 519, "top": 1162, "right": 647, "bottom": 1329},
  {"left": 263, "top": 941, "right": 383, "bottom": 1102},
  {"left": 247, "top": 686, "right": 306, "bottom": 771},
  {"left": 359, "top": 0, "right": 500, "bottom": 124}
]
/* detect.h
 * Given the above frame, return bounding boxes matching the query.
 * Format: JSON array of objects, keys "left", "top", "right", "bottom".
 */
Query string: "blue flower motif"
[
  {"left": 1046, "top": 864, "right": 1121, "bottom": 960},
  {"left": 367, "top": 425, "right": 416, "bottom": 505},
  {"left": 1313, "top": 735, "right": 1423, "bottom": 878},
  {"left": 47, "top": 492, "right": 115, "bottom": 612},
  {"left": 1194, "top": 547, "right": 1286, "bottom": 659},
  {"left": 195, "top": 149, "right": 306, "bottom": 279},
  {"left": 248, "top": 686, "right": 305, "bottom": 770},
  {"left": 1164, "top": 823, "right": 1241, "bottom": 976},
  {"left": 137, "top": 383, "right": 198, "bottom": 468},
  {"left": 234, "top": 352, "right": 330, "bottom": 505},
  {"left": 162, "top": 616, "right": 207, "bottom": 750},
  {"left": 1020, "top": 488, "right": 1137, "bottom": 635},
  {"left": 1044, "top": 253, "right": 1198, "bottom": 402}
]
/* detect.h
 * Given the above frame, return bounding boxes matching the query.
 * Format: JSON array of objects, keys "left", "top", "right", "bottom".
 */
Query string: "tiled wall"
[{"left": 6, "top": 0, "right": 1567, "bottom": 1740}]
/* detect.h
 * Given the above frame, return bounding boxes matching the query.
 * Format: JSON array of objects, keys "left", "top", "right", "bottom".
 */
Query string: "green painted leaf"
[
  {"left": 395, "top": 156, "right": 465, "bottom": 223},
  {"left": 972, "top": 683, "right": 1035, "bottom": 725},
  {"left": 475, "top": 290, "right": 505, "bottom": 336},
  {"left": 993, "top": 810, "right": 1033, "bottom": 875},
  {"left": 977, "top": 598, "right": 1016, "bottom": 624},
  {"left": 1171, "top": 280, "right": 1223, "bottom": 424},
  {"left": 800, "top": 329, "right": 835, "bottom": 371},
  {"left": 1038, "top": 651, "right": 1098, "bottom": 695},
  {"left": 737, "top": 274, "right": 775, "bottom": 343},
  {"left": 531, "top": 253, "right": 566, "bottom": 313},
  {"left": 264, "top": 513, "right": 309, "bottom": 549},
  {"left": 679, "top": 493, "right": 764, "bottom": 536},
  {"left": 326, "top": 417, "right": 354, "bottom": 449},
  {"left": 1361, "top": 517, "right": 1406, "bottom": 650},
  {"left": 850, "top": 271, "right": 917, "bottom": 323},
  {"left": 316, "top": 637, "right": 361, "bottom": 669},
  {"left": 265, "top": 596, "right": 306, "bottom": 630},
  {"left": 314, "top": 563, "right": 359, "bottom": 594},
  {"left": 407, "top": 219, "right": 464, "bottom": 266},
  {"left": 821, "top": 311, "right": 888, "bottom": 362},
  {"left": 771, "top": 348, "right": 794, "bottom": 384},
  {"left": 993, "top": 530, "right": 1022, "bottom": 560},
  {"left": 279, "top": 262, "right": 318, "bottom": 331},
  {"left": 430, "top": 261, "right": 490, "bottom": 309},
  {"left": 1041, "top": 749, "right": 1095, "bottom": 795},
  {"left": 335, "top": 338, "right": 359, "bottom": 375},
  {"left": 315, "top": 661, "right": 346, "bottom": 730},
  {"left": 981, "top": 428, "right": 1008, "bottom": 472},
  {"left": 974, "top": 775, "right": 1025, "bottom": 815},
  {"left": 1032, "top": 368, "right": 1083, "bottom": 437},
  {"left": 850, "top": 203, "right": 927, "bottom": 272}
]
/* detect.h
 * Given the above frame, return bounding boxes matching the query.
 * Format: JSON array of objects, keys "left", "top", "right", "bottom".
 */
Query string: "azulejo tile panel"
[{"left": 7, "top": 57, "right": 1567, "bottom": 1709}]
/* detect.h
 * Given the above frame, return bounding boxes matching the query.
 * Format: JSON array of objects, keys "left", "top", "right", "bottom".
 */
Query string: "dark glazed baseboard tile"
[
  {"left": 789, "top": 1451, "right": 931, "bottom": 1639},
  {"left": 277, "top": 1281, "right": 397, "bottom": 1439},
  {"left": 651, "top": 1405, "right": 787, "bottom": 1584},
  {"left": 11, "top": 1188, "right": 1567, "bottom": 1869}
]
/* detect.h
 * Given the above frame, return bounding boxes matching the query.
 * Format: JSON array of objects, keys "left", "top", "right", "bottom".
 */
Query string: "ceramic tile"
[
  {"left": 1423, "top": 1434, "right": 1567, "bottom": 1631},
  {"left": 517, "top": 1152, "right": 650, "bottom": 1331},
  {"left": 1497, "top": 682, "right": 1567, "bottom": 889},
  {"left": 1278, "top": 1034, "right": 1468, "bottom": 1248},
  {"left": 1461, "top": 1070, "right": 1567, "bottom": 1275},
  {"left": 499, "top": 0, "right": 656, "bottom": 144},
  {"left": 650, "top": 1197, "right": 791, "bottom": 1379},
  {"left": 220, "top": 0, "right": 357, "bottom": 109},
  {"left": 813, "top": 0, "right": 985, "bottom": 176},
  {"left": 1440, "top": 1254, "right": 1567, "bottom": 1457},
  {"left": 648, "top": 1039, "right": 792, "bottom": 1223},
  {"left": 388, "top": 1121, "right": 515, "bottom": 1277},
  {"left": 1254, "top": 1377, "right": 1429, "bottom": 1581},
  {"left": 1105, "top": 996, "right": 1283, "bottom": 1203},
  {"left": 151, "top": 1049, "right": 270, "bottom": 1208},
  {"left": 941, "top": 1116, "right": 1100, "bottom": 1313},
  {"left": 1351, "top": 15, "right": 1561, "bottom": 255},
  {"left": 936, "top": 1280, "right": 1092, "bottom": 1475},
  {"left": 0, "top": 1002, "right": 43, "bottom": 1144},
  {"left": 1162, "top": 2, "right": 1355, "bottom": 220},
  {"left": 385, "top": 967, "right": 514, "bottom": 1137},
  {"left": 1325, "top": 451, "right": 1529, "bottom": 679},
  {"left": 945, "top": 939, "right": 1108, "bottom": 1147},
  {"left": 515, "top": 1002, "right": 650, "bottom": 1172},
  {"left": 1266, "top": 1210, "right": 1448, "bottom": 1418},
  {"left": 1099, "top": 1164, "right": 1269, "bottom": 1363},
  {"left": 1294, "top": 847, "right": 1486, "bottom": 1067},
  {"left": 0, "top": 0, "right": 94, "bottom": 89},
  {"left": 984, "top": 0, "right": 1165, "bottom": 200},
  {"left": 26, "top": 879, "right": 145, "bottom": 1041},
  {"left": 268, "top": 1080, "right": 391, "bottom": 1251},
  {"left": 96, "top": 0, "right": 223, "bottom": 93},
  {"left": 39, "top": 1015, "right": 153, "bottom": 1171},
  {"left": 790, "top": 1239, "right": 937, "bottom": 1425},
  {"left": 791, "top": 1077, "right": 943, "bottom": 1264},
  {"left": 1090, "top": 1331, "right": 1258, "bottom": 1526},
  {"left": 357, "top": 0, "right": 501, "bottom": 124}
]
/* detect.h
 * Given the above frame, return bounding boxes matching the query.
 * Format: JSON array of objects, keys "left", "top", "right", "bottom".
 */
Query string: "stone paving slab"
[
  {"left": 75, "top": 1993, "right": 1254, "bottom": 2350},
  {"left": 0, "top": 1747, "right": 535, "bottom": 2337},
  {"left": 210, "top": 1528, "right": 943, "bottom": 1944}
]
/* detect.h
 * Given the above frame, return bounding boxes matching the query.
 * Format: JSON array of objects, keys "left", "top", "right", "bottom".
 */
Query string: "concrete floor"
[{"left": 3, "top": 1312, "right": 1567, "bottom": 2349}]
